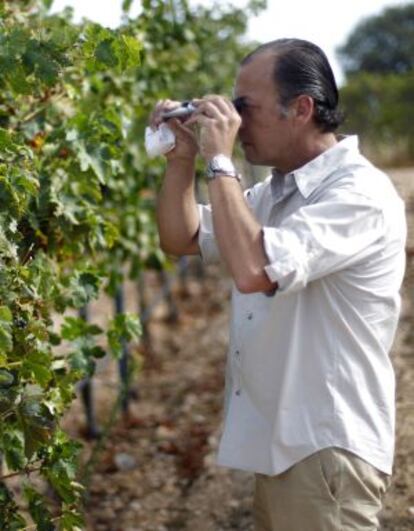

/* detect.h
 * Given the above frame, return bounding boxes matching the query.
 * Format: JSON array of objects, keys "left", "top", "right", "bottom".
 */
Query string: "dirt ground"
[{"left": 61, "top": 168, "right": 414, "bottom": 531}]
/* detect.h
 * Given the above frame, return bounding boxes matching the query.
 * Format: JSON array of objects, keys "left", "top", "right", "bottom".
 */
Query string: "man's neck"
[{"left": 281, "top": 132, "right": 338, "bottom": 174}]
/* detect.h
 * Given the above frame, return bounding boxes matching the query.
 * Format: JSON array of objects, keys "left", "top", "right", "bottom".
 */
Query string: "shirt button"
[
  {"left": 235, "top": 350, "right": 240, "bottom": 356},
  {"left": 247, "top": 312, "right": 253, "bottom": 320},
  {"left": 235, "top": 390, "right": 241, "bottom": 396}
]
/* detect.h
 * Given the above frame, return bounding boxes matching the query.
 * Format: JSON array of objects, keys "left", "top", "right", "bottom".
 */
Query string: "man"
[{"left": 151, "top": 39, "right": 406, "bottom": 530}]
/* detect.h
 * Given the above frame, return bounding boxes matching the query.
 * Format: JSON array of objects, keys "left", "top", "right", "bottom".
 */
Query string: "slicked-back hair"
[{"left": 241, "top": 39, "right": 344, "bottom": 132}]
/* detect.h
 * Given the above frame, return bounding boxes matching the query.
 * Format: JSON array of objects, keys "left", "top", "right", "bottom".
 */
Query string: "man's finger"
[
  {"left": 203, "top": 95, "right": 235, "bottom": 115},
  {"left": 151, "top": 99, "right": 183, "bottom": 128},
  {"left": 186, "top": 113, "right": 215, "bottom": 127},
  {"left": 168, "top": 118, "right": 193, "bottom": 135},
  {"left": 197, "top": 100, "right": 227, "bottom": 121}
]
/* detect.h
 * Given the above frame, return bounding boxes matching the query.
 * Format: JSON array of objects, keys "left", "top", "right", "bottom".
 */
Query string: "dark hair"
[{"left": 241, "top": 39, "right": 345, "bottom": 132}]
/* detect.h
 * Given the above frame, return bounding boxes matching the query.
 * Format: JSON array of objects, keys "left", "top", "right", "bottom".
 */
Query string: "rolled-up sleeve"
[
  {"left": 197, "top": 203, "right": 221, "bottom": 264},
  {"left": 263, "top": 191, "right": 385, "bottom": 293}
]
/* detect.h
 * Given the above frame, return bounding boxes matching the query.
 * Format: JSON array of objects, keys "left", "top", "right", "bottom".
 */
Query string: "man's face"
[{"left": 234, "top": 53, "right": 296, "bottom": 169}]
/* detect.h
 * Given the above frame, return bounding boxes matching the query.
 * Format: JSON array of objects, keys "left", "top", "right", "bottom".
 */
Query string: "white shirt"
[{"left": 197, "top": 136, "right": 406, "bottom": 476}]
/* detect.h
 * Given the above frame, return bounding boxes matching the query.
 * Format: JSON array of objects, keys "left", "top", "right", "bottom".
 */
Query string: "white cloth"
[
  {"left": 144, "top": 124, "right": 175, "bottom": 158},
  {"left": 197, "top": 136, "right": 406, "bottom": 475}
]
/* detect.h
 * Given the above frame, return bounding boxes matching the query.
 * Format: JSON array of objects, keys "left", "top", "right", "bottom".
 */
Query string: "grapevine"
[{"left": 0, "top": 0, "right": 264, "bottom": 527}]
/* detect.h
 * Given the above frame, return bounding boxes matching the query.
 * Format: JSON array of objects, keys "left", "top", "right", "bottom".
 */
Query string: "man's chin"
[
  {"left": 242, "top": 146, "right": 272, "bottom": 166},
  {"left": 245, "top": 150, "right": 264, "bottom": 166}
]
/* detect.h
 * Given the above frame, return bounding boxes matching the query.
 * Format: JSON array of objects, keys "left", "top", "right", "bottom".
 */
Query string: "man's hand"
[
  {"left": 186, "top": 95, "right": 241, "bottom": 162},
  {"left": 149, "top": 99, "right": 198, "bottom": 162}
]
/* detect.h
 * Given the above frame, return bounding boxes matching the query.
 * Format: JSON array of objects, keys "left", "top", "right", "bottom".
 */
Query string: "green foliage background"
[
  {"left": 0, "top": 0, "right": 264, "bottom": 527},
  {"left": 338, "top": 3, "right": 414, "bottom": 166}
]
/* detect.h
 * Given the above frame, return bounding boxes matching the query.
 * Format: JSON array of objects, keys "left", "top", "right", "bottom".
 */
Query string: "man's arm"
[
  {"left": 156, "top": 157, "right": 200, "bottom": 256},
  {"left": 186, "top": 96, "right": 277, "bottom": 293},
  {"left": 207, "top": 176, "right": 277, "bottom": 293},
  {"left": 151, "top": 101, "right": 201, "bottom": 257}
]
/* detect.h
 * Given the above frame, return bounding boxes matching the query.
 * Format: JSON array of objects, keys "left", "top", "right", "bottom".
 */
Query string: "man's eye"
[{"left": 233, "top": 97, "right": 248, "bottom": 114}]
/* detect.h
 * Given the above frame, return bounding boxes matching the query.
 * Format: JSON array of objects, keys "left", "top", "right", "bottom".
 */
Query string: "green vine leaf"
[
  {"left": 0, "top": 306, "right": 13, "bottom": 354},
  {"left": 21, "top": 349, "right": 53, "bottom": 387},
  {"left": 17, "top": 395, "right": 56, "bottom": 459},
  {"left": 23, "top": 482, "right": 55, "bottom": 531},
  {"left": 0, "top": 426, "right": 27, "bottom": 471},
  {"left": 107, "top": 313, "right": 142, "bottom": 359}
]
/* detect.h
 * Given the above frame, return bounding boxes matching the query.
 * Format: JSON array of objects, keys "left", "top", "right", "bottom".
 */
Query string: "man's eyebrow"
[
  {"left": 232, "top": 94, "right": 250, "bottom": 103},
  {"left": 231, "top": 86, "right": 250, "bottom": 100}
]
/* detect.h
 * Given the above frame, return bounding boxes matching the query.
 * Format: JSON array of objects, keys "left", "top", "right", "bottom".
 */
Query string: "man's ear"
[{"left": 291, "top": 95, "right": 314, "bottom": 123}]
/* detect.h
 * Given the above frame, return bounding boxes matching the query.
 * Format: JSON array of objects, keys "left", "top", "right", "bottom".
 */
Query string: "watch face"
[
  {"left": 211, "top": 155, "right": 234, "bottom": 172},
  {"left": 207, "top": 155, "right": 239, "bottom": 179}
]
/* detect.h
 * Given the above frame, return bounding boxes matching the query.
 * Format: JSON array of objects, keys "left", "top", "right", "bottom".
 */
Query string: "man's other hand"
[{"left": 149, "top": 99, "right": 198, "bottom": 162}]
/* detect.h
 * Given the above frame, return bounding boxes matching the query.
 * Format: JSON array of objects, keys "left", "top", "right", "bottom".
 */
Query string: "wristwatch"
[{"left": 206, "top": 154, "right": 241, "bottom": 181}]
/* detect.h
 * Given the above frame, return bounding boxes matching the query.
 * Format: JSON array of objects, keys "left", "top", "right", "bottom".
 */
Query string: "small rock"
[
  {"left": 112, "top": 496, "right": 124, "bottom": 510},
  {"left": 156, "top": 425, "right": 176, "bottom": 440},
  {"left": 129, "top": 500, "right": 142, "bottom": 511},
  {"left": 97, "top": 507, "right": 116, "bottom": 521},
  {"left": 229, "top": 499, "right": 240, "bottom": 509},
  {"left": 192, "top": 413, "right": 206, "bottom": 423},
  {"left": 203, "top": 451, "right": 216, "bottom": 468},
  {"left": 114, "top": 452, "right": 137, "bottom": 471}
]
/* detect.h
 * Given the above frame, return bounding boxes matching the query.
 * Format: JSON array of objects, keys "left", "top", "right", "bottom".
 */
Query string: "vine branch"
[
  {"left": 0, "top": 464, "right": 42, "bottom": 481},
  {"left": 14, "top": 91, "right": 67, "bottom": 130}
]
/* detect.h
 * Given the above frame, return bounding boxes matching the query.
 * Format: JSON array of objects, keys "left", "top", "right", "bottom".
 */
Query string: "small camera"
[
  {"left": 161, "top": 97, "right": 246, "bottom": 120},
  {"left": 162, "top": 101, "right": 196, "bottom": 119}
]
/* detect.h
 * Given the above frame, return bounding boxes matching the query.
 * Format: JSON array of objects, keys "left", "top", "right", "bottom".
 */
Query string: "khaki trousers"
[{"left": 254, "top": 447, "right": 391, "bottom": 531}]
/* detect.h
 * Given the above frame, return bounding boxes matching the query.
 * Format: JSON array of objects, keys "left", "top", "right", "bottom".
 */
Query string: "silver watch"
[{"left": 206, "top": 155, "right": 241, "bottom": 181}]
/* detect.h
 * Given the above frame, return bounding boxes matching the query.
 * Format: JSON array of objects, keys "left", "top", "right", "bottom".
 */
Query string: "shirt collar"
[
  {"left": 270, "top": 169, "right": 297, "bottom": 204},
  {"left": 271, "top": 135, "right": 360, "bottom": 200}
]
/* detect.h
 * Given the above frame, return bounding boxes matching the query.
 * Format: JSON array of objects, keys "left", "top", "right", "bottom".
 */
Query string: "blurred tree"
[
  {"left": 337, "top": 3, "right": 414, "bottom": 77},
  {"left": 337, "top": 3, "right": 414, "bottom": 165},
  {"left": 339, "top": 72, "right": 414, "bottom": 165}
]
